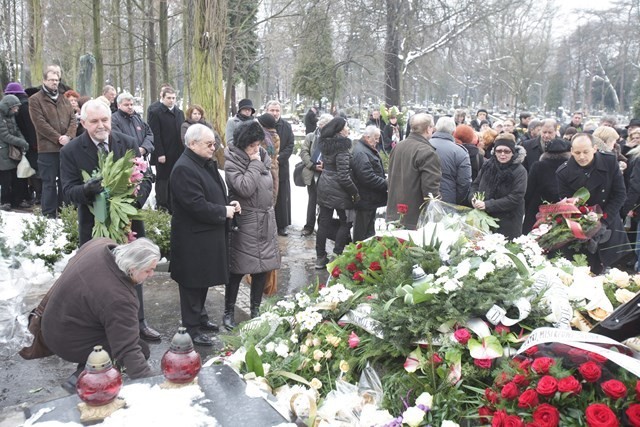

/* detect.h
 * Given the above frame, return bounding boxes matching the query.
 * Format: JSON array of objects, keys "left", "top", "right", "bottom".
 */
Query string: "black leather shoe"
[
  {"left": 301, "top": 228, "right": 313, "bottom": 236},
  {"left": 200, "top": 321, "right": 220, "bottom": 332},
  {"left": 139, "top": 324, "right": 161, "bottom": 341},
  {"left": 278, "top": 229, "right": 289, "bottom": 236},
  {"left": 192, "top": 333, "right": 213, "bottom": 346}
]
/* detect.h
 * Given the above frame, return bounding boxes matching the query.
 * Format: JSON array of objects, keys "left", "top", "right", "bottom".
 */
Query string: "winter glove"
[
  {"left": 352, "top": 194, "right": 361, "bottom": 204},
  {"left": 83, "top": 177, "right": 104, "bottom": 199}
]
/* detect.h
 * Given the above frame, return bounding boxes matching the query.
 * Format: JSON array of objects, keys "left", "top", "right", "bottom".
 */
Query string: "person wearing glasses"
[
  {"left": 470, "top": 133, "right": 527, "bottom": 240},
  {"left": 169, "top": 124, "right": 240, "bottom": 346},
  {"left": 28, "top": 67, "right": 77, "bottom": 218}
]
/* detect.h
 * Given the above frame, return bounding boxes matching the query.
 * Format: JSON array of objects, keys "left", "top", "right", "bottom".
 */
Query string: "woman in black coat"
[
  {"left": 556, "top": 133, "right": 631, "bottom": 274},
  {"left": 169, "top": 124, "right": 240, "bottom": 346},
  {"left": 315, "top": 117, "right": 359, "bottom": 269},
  {"left": 522, "top": 140, "right": 571, "bottom": 234},
  {"left": 470, "top": 134, "right": 527, "bottom": 240},
  {"left": 382, "top": 115, "right": 403, "bottom": 152}
]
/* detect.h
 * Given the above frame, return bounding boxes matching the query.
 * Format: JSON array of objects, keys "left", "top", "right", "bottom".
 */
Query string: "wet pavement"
[{"left": 0, "top": 225, "right": 332, "bottom": 425}]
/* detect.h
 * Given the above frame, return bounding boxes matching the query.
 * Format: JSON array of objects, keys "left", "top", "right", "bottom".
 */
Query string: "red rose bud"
[
  {"left": 331, "top": 266, "right": 341, "bottom": 278},
  {"left": 535, "top": 375, "right": 558, "bottom": 397},
  {"left": 431, "top": 353, "right": 443, "bottom": 364},
  {"left": 474, "top": 358, "right": 492, "bottom": 369},
  {"left": 517, "top": 389, "right": 539, "bottom": 409},
  {"left": 579, "top": 205, "right": 588, "bottom": 213},
  {"left": 347, "top": 262, "right": 357, "bottom": 272},
  {"left": 485, "top": 387, "right": 499, "bottom": 404},
  {"left": 501, "top": 382, "right": 520, "bottom": 400},
  {"left": 356, "top": 243, "right": 362, "bottom": 249},
  {"left": 348, "top": 331, "right": 360, "bottom": 348},
  {"left": 495, "top": 324, "right": 510, "bottom": 334},
  {"left": 355, "top": 252, "right": 364, "bottom": 263},
  {"left": 603, "top": 212, "right": 608, "bottom": 219},
  {"left": 397, "top": 203, "right": 409, "bottom": 214},
  {"left": 513, "top": 374, "right": 529, "bottom": 387},
  {"left": 625, "top": 404, "right": 640, "bottom": 427},
  {"left": 601, "top": 379, "right": 628, "bottom": 400},
  {"left": 579, "top": 361, "right": 602, "bottom": 383},
  {"left": 532, "top": 404, "right": 560, "bottom": 427},
  {"left": 478, "top": 406, "right": 492, "bottom": 424},
  {"left": 492, "top": 410, "right": 508, "bottom": 426},
  {"left": 531, "top": 357, "right": 555, "bottom": 374},
  {"left": 318, "top": 282, "right": 326, "bottom": 290},
  {"left": 369, "top": 261, "right": 381, "bottom": 271},
  {"left": 382, "top": 249, "right": 393, "bottom": 259},
  {"left": 495, "top": 372, "right": 511, "bottom": 387},
  {"left": 454, "top": 328, "right": 472, "bottom": 345},
  {"left": 353, "top": 271, "right": 365, "bottom": 281},
  {"left": 519, "top": 358, "right": 532, "bottom": 372},
  {"left": 585, "top": 404, "right": 618, "bottom": 427},
  {"left": 557, "top": 375, "right": 582, "bottom": 395}
]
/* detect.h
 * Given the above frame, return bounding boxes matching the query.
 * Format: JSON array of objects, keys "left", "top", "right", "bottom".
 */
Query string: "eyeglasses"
[
  {"left": 494, "top": 149, "right": 512, "bottom": 154},
  {"left": 46, "top": 79, "right": 60, "bottom": 83},
  {"left": 199, "top": 140, "right": 215, "bottom": 148}
]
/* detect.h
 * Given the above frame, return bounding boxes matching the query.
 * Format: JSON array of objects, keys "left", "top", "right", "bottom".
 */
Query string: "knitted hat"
[
  {"left": 237, "top": 99, "right": 255, "bottom": 114},
  {"left": 257, "top": 113, "right": 277, "bottom": 129},
  {"left": 4, "top": 82, "right": 25, "bottom": 95},
  {"left": 320, "top": 117, "right": 347, "bottom": 138},
  {"left": 453, "top": 125, "right": 476, "bottom": 145},
  {"left": 546, "top": 139, "right": 570, "bottom": 153},
  {"left": 493, "top": 134, "right": 517, "bottom": 154}
]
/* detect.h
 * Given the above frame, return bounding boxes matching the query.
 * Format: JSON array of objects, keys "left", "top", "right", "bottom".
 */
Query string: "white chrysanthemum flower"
[
  {"left": 318, "top": 283, "right": 354, "bottom": 304},
  {"left": 443, "top": 278, "right": 462, "bottom": 293},
  {"left": 474, "top": 261, "right": 495, "bottom": 281},
  {"left": 436, "top": 266, "right": 449, "bottom": 276},
  {"left": 454, "top": 259, "right": 471, "bottom": 279},
  {"left": 276, "top": 300, "right": 296, "bottom": 312},
  {"left": 295, "top": 307, "right": 323, "bottom": 332},
  {"left": 265, "top": 342, "right": 276, "bottom": 353},
  {"left": 275, "top": 341, "right": 289, "bottom": 358}
]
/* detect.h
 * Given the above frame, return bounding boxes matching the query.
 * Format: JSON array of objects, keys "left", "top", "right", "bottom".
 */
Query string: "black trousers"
[
  {"left": 0, "top": 169, "right": 19, "bottom": 206},
  {"left": 155, "top": 178, "right": 171, "bottom": 212},
  {"left": 304, "top": 180, "right": 318, "bottom": 231},
  {"left": 227, "top": 272, "right": 267, "bottom": 309},
  {"left": 178, "top": 285, "right": 210, "bottom": 336},
  {"left": 316, "top": 206, "right": 350, "bottom": 257},
  {"left": 353, "top": 209, "right": 377, "bottom": 243}
]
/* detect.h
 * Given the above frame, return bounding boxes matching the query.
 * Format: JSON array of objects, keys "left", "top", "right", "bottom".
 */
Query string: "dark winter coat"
[
  {"left": 429, "top": 131, "right": 472, "bottom": 205},
  {"left": 469, "top": 146, "right": 528, "bottom": 239},
  {"left": 42, "top": 238, "right": 152, "bottom": 379},
  {"left": 111, "top": 108, "right": 155, "bottom": 156},
  {"left": 557, "top": 152, "right": 631, "bottom": 267},
  {"left": 624, "top": 155, "right": 640, "bottom": 215},
  {"left": 521, "top": 137, "right": 568, "bottom": 171},
  {"left": 522, "top": 151, "right": 570, "bottom": 234},
  {"left": 60, "top": 131, "right": 152, "bottom": 245},
  {"left": 14, "top": 93, "right": 38, "bottom": 171},
  {"left": 224, "top": 145, "right": 280, "bottom": 275},
  {"left": 170, "top": 148, "right": 230, "bottom": 288},
  {"left": 317, "top": 135, "right": 358, "bottom": 210},
  {"left": 382, "top": 122, "right": 404, "bottom": 152},
  {"left": 0, "top": 95, "right": 29, "bottom": 171},
  {"left": 386, "top": 133, "right": 441, "bottom": 229},
  {"left": 463, "top": 143, "right": 484, "bottom": 182},
  {"left": 147, "top": 104, "right": 184, "bottom": 179},
  {"left": 28, "top": 88, "right": 77, "bottom": 153},
  {"left": 304, "top": 108, "right": 318, "bottom": 135},
  {"left": 351, "top": 138, "right": 387, "bottom": 210},
  {"left": 275, "top": 117, "right": 294, "bottom": 227}
]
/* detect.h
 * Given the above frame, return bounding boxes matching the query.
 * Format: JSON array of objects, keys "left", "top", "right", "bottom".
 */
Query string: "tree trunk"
[
  {"left": 159, "top": 0, "right": 169, "bottom": 84},
  {"left": 26, "top": 0, "right": 43, "bottom": 86},
  {"left": 224, "top": 31, "right": 237, "bottom": 117},
  {"left": 92, "top": 0, "right": 103, "bottom": 96},
  {"left": 146, "top": 0, "right": 157, "bottom": 107},
  {"left": 384, "top": 0, "right": 402, "bottom": 107},
  {"left": 190, "top": 0, "right": 227, "bottom": 165},
  {"left": 127, "top": 0, "right": 135, "bottom": 93}
]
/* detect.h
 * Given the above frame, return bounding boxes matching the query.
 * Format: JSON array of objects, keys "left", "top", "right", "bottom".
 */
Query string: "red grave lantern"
[
  {"left": 161, "top": 327, "right": 201, "bottom": 383},
  {"left": 76, "top": 346, "right": 123, "bottom": 406}
]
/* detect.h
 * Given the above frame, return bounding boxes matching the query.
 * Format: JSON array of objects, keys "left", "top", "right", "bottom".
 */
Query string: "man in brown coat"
[
  {"left": 386, "top": 113, "right": 441, "bottom": 229},
  {"left": 29, "top": 67, "right": 77, "bottom": 218}
]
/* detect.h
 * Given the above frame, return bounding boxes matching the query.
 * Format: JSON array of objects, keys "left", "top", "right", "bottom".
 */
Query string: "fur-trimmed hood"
[
  {"left": 319, "top": 136, "right": 352, "bottom": 157},
  {"left": 540, "top": 151, "right": 570, "bottom": 162}
]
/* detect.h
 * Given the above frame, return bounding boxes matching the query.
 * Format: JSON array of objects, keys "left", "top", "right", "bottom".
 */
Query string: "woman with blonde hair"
[{"left": 593, "top": 125, "right": 626, "bottom": 171}]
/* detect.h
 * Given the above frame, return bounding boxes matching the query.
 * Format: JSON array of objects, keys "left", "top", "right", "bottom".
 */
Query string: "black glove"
[
  {"left": 352, "top": 193, "right": 361, "bottom": 204},
  {"left": 83, "top": 177, "right": 104, "bottom": 199}
]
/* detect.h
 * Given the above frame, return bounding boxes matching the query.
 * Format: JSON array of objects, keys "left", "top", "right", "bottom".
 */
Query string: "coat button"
[{"left": 602, "top": 189, "right": 605, "bottom": 192}]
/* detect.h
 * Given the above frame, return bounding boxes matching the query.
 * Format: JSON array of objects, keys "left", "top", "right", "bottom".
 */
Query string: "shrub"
[{"left": 142, "top": 208, "right": 172, "bottom": 258}]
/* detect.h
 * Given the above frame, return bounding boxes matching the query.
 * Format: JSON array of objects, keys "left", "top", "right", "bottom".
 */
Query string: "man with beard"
[
  {"left": 266, "top": 100, "right": 294, "bottom": 236},
  {"left": 225, "top": 98, "right": 255, "bottom": 147},
  {"left": 521, "top": 118, "right": 568, "bottom": 171}
]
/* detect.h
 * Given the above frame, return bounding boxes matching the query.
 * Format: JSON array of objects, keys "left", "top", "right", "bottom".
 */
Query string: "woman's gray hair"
[
  {"left": 317, "top": 114, "right": 333, "bottom": 129},
  {"left": 112, "top": 237, "right": 161, "bottom": 277},
  {"left": 184, "top": 123, "right": 214, "bottom": 147}
]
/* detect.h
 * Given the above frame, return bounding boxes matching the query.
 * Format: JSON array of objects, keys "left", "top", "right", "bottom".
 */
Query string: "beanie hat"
[
  {"left": 4, "top": 82, "right": 25, "bottom": 95},
  {"left": 233, "top": 120, "right": 265, "bottom": 150},
  {"left": 477, "top": 108, "right": 488, "bottom": 115},
  {"left": 257, "top": 113, "right": 277, "bottom": 129},
  {"left": 493, "top": 134, "right": 517, "bottom": 154},
  {"left": 546, "top": 139, "right": 570, "bottom": 153},
  {"left": 237, "top": 98, "right": 255, "bottom": 114},
  {"left": 320, "top": 117, "right": 347, "bottom": 139},
  {"left": 453, "top": 125, "right": 476, "bottom": 145}
]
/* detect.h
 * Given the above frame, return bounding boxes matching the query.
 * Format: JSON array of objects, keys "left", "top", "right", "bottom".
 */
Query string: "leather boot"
[
  {"left": 250, "top": 273, "right": 267, "bottom": 319},
  {"left": 223, "top": 276, "right": 241, "bottom": 330},
  {"left": 223, "top": 307, "right": 236, "bottom": 331}
]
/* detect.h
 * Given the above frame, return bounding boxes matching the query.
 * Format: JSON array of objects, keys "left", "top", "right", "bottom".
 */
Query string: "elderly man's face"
[
  {"left": 365, "top": 131, "right": 380, "bottom": 148},
  {"left": 503, "top": 121, "right": 514, "bottom": 133},
  {"left": 541, "top": 124, "right": 556, "bottom": 143},
  {"left": 267, "top": 104, "right": 281, "bottom": 121},
  {"left": 82, "top": 106, "right": 111, "bottom": 142},
  {"left": 190, "top": 132, "right": 216, "bottom": 159},
  {"left": 104, "top": 89, "right": 117, "bottom": 103},
  {"left": 118, "top": 98, "right": 135, "bottom": 116}
]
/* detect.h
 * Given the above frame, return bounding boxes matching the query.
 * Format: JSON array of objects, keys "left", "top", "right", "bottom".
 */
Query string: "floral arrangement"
[
  {"left": 478, "top": 341, "right": 640, "bottom": 426},
  {"left": 532, "top": 187, "right": 603, "bottom": 253},
  {"left": 82, "top": 150, "right": 147, "bottom": 243}
]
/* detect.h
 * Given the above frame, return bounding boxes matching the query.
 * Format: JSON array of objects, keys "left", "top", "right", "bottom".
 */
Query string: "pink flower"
[
  {"left": 127, "top": 230, "right": 137, "bottom": 242},
  {"left": 404, "top": 355, "right": 419, "bottom": 373},
  {"left": 130, "top": 171, "right": 144, "bottom": 184},
  {"left": 348, "top": 331, "right": 360, "bottom": 348},
  {"left": 495, "top": 324, "right": 510, "bottom": 334}
]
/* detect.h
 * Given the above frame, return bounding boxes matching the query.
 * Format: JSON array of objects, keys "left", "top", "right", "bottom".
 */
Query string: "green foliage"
[
  {"left": 20, "top": 208, "right": 65, "bottom": 269},
  {"left": 59, "top": 205, "right": 80, "bottom": 251},
  {"left": 21, "top": 209, "right": 49, "bottom": 246},
  {"left": 142, "top": 208, "right": 172, "bottom": 258},
  {"left": 223, "top": 0, "right": 260, "bottom": 87},
  {"left": 545, "top": 70, "right": 564, "bottom": 112}
]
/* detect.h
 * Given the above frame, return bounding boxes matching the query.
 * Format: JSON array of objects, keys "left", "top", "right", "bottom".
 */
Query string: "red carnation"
[
  {"left": 478, "top": 406, "right": 492, "bottom": 424},
  {"left": 532, "top": 403, "right": 560, "bottom": 427},
  {"left": 601, "top": 379, "right": 627, "bottom": 400},
  {"left": 524, "top": 346, "right": 539, "bottom": 356},
  {"left": 535, "top": 375, "right": 558, "bottom": 397},
  {"left": 492, "top": 410, "right": 508, "bottom": 427},
  {"left": 397, "top": 203, "right": 409, "bottom": 215},
  {"left": 485, "top": 387, "right": 499, "bottom": 404},
  {"left": 585, "top": 403, "right": 619, "bottom": 427},
  {"left": 517, "top": 389, "right": 539, "bottom": 409},
  {"left": 501, "top": 382, "right": 520, "bottom": 400},
  {"left": 557, "top": 375, "right": 582, "bottom": 395},
  {"left": 454, "top": 328, "right": 472, "bottom": 345},
  {"left": 352, "top": 271, "right": 365, "bottom": 281},
  {"left": 475, "top": 358, "right": 493, "bottom": 369},
  {"left": 346, "top": 262, "right": 357, "bottom": 272},
  {"left": 625, "top": 404, "right": 640, "bottom": 427},
  {"left": 531, "top": 357, "right": 555, "bottom": 374},
  {"left": 369, "top": 261, "right": 381, "bottom": 271},
  {"left": 579, "top": 361, "right": 602, "bottom": 383},
  {"left": 331, "top": 266, "right": 341, "bottom": 278}
]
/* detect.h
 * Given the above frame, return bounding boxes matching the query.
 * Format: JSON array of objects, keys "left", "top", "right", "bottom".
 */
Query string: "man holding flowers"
[{"left": 60, "top": 99, "right": 160, "bottom": 341}]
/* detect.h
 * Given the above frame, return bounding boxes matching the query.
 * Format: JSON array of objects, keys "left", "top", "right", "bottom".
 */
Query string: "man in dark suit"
[
  {"left": 521, "top": 118, "right": 568, "bottom": 171},
  {"left": 60, "top": 99, "right": 160, "bottom": 342}
]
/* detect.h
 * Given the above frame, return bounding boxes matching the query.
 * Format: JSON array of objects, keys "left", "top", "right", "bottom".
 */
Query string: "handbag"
[
  {"left": 293, "top": 161, "right": 306, "bottom": 187},
  {"left": 16, "top": 156, "right": 36, "bottom": 178},
  {"left": 8, "top": 144, "right": 22, "bottom": 161}
]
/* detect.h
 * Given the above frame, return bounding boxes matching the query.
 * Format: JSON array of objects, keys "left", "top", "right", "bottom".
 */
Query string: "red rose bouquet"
[
  {"left": 478, "top": 341, "right": 640, "bottom": 426},
  {"left": 531, "top": 187, "right": 603, "bottom": 253}
]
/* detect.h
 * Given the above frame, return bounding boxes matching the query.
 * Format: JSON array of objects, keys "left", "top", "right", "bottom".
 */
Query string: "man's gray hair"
[
  {"left": 435, "top": 116, "right": 456, "bottom": 134},
  {"left": 410, "top": 113, "right": 434, "bottom": 134},
  {"left": 528, "top": 119, "right": 542, "bottom": 130},
  {"left": 80, "top": 99, "right": 112, "bottom": 121},
  {"left": 112, "top": 237, "right": 160, "bottom": 277},
  {"left": 541, "top": 118, "right": 557, "bottom": 128},
  {"left": 265, "top": 100, "right": 281, "bottom": 110},
  {"left": 317, "top": 113, "right": 333, "bottom": 129},
  {"left": 117, "top": 92, "right": 134, "bottom": 105},
  {"left": 362, "top": 125, "right": 380, "bottom": 138},
  {"left": 184, "top": 123, "right": 214, "bottom": 147}
]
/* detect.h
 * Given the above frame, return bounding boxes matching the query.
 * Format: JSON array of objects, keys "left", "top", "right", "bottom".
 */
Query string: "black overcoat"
[
  {"left": 169, "top": 149, "right": 230, "bottom": 288},
  {"left": 147, "top": 104, "right": 184, "bottom": 179}
]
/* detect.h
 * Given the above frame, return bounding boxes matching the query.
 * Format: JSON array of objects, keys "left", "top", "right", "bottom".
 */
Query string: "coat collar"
[
  {"left": 565, "top": 152, "right": 608, "bottom": 189},
  {"left": 78, "top": 131, "right": 127, "bottom": 159}
]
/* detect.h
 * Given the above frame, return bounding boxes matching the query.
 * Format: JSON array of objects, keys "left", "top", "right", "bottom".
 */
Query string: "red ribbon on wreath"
[{"left": 533, "top": 197, "right": 601, "bottom": 240}]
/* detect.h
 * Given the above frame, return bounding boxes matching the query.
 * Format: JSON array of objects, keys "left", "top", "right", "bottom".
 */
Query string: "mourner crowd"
[{"left": 7, "top": 64, "right": 640, "bottom": 387}]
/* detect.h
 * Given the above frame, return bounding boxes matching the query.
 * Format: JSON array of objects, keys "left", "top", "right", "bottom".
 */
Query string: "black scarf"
[
  {"left": 235, "top": 112, "right": 253, "bottom": 122},
  {"left": 484, "top": 157, "right": 518, "bottom": 200}
]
